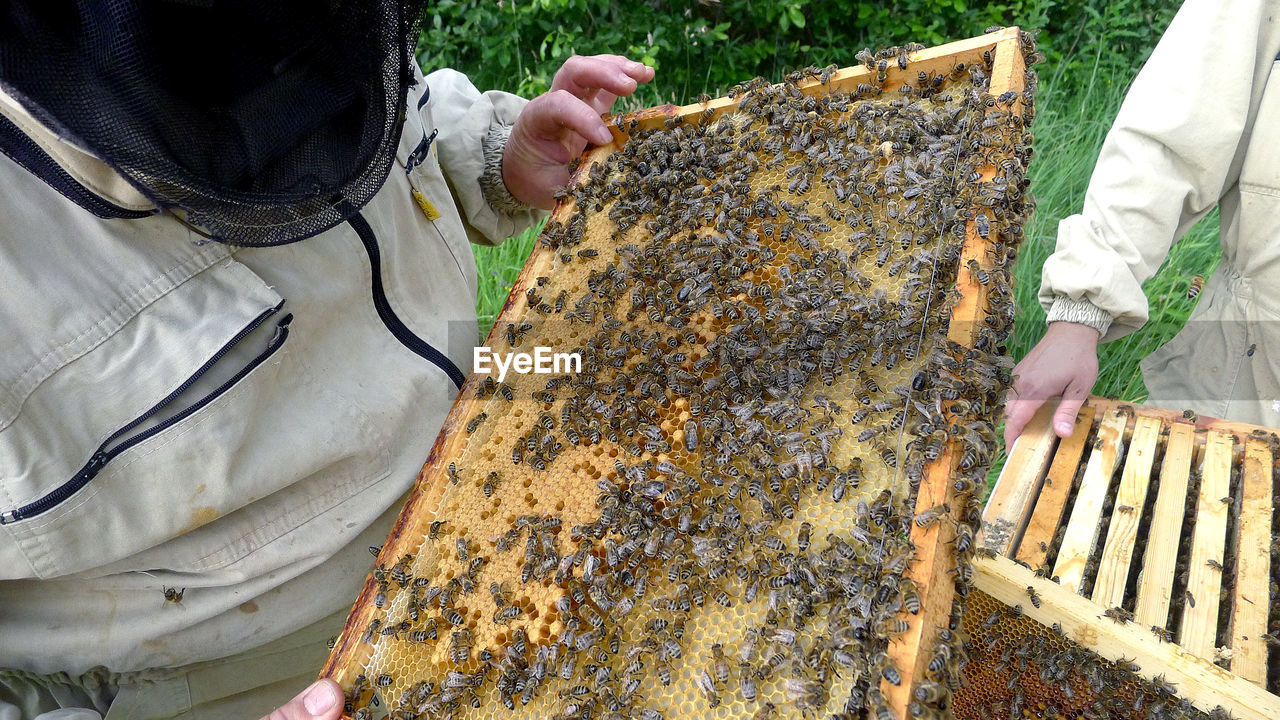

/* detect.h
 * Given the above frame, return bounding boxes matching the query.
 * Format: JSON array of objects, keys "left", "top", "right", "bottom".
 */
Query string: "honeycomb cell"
[{"left": 954, "top": 590, "right": 1216, "bottom": 720}]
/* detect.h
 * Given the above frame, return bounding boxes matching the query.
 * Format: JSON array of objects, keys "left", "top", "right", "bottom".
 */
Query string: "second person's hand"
[{"left": 1004, "top": 321, "right": 1100, "bottom": 448}]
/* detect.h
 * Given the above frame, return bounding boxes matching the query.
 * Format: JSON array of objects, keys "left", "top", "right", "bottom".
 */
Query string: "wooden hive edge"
[
  {"left": 1011, "top": 400, "right": 1098, "bottom": 570},
  {"left": 1231, "top": 437, "right": 1274, "bottom": 686},
  {"left": 1090, "top": 414, "right": 1161, "bottom": 609},
  {"left": 1087, "top": 395, "right": 1280, "bottom": 445},
  {"left": 1179, "top": 430, "right": 1234, "bottom": 660},
  {"left": 1052, "top": 407, "right": 1131, "bottom": 593},
  {"left": 988, "top": 392, "right": 1280, "bottom": 572},
  {"left": 606, "top": 27, "right": 1020, "bottom": 135},
  {"left": 1134, "top": 421, "right": 1197, "bottom": 629},
  {"left": 980, "top": 400, "right": 1059, "bottom": 556}
]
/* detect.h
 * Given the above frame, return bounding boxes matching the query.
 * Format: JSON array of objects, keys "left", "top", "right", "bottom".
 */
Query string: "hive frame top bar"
[
  {"left": 613, "top": 27, "right": 1025, "bottom": 136},
  {"left": 321, "top": 26, "right": 1028, "bottom": 720},
  {"left": 983, "top": 393, "right": 1280, "bottom": 552}
]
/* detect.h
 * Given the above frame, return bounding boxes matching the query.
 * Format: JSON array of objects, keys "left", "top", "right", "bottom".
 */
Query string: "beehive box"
[
  {"left": 321, "top": 27, "right": 1038, "bottom": 720},
  {"left": 963, "top": 396, "right": 1280, "bottom": 719}
]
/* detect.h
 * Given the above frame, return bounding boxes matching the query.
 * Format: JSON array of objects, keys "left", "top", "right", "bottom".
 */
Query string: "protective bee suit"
[
  {"left": 0, "top": 2, "right": 540, "bottom": 717},
  {"left": 1039, "top": 0, "right": 1280, "bottom": 424}
]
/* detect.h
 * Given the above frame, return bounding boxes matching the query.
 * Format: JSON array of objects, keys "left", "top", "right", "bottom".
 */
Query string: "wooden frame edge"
[{"left": 882, "top": 26, "right": 1027, "bottom": 715}]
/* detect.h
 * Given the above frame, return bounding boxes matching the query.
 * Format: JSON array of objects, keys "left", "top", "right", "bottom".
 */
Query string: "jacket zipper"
[
  {"left": 0, "top": 113, "right": 155, "bottom": 220},
  {"left": 0, "top": 304, "right": 292, "bottom": 525},
  {"left": 347, "top": 211, "right": 466, "bottom": 388},
  {"left": 404, "top": 81, "right": 434, "bottom": 172},
  {"left": 406, "top": 128, "right": 438, "bottom": 172}
]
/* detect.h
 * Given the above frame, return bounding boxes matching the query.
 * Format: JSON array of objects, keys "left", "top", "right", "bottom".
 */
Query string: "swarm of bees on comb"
[
  {"left": 326, "top": 28, "right": 1039, "bottom": 720},
  {"left": 958, "top": 590, "right": 1230, "bottom": 720}
]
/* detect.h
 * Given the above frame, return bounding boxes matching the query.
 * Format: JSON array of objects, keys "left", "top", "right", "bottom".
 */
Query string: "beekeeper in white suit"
[
  {"left": 0, "top": 2, "right": 651, "bottom": 719},
  {"left": 1005, "top": 0, "right": 1280, "bottom": 446}
]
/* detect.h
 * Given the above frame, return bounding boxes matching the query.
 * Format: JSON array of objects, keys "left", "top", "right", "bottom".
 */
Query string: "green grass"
[
  {"left": 474, "top": 229, "right": 542, "bottom": 340},
  {"left": 469, "top": 48, "right": 1224, "bottom": 491}
]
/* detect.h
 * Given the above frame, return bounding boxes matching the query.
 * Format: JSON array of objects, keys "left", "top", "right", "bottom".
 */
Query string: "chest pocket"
[
  {"left": 0, "top": 174, "right": 392, "bottom": 579},
  {"left": 0, "top": 228, "right": 278, "bottom": 574},
  {"left": 0, "top": 256, "right": 394, "bottom": 580}
]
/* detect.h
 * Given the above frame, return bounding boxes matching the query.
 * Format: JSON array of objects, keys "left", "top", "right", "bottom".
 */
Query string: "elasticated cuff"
[
  {"left": 478, "top": 124, "right": 529, "bottom": 216},
  {"left": 1046, "top": 296, "right": 1114, "bottom": 337}
]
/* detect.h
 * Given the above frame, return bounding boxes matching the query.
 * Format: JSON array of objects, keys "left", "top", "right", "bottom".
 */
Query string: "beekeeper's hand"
[
  {"left": 259, "top": 679, "right": 342, "bottom": 720},
  {"left": 504, "top": 54, "right": 654, "bottom": 209},
  {"left": 1004, "top": 322, "right": 1100, "bottom": 448}
]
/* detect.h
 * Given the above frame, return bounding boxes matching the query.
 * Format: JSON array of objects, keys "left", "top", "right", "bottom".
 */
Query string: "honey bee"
[
  {"left": 162, "top": 586, "right": 185, "bottom": 604},
  {"left": 1187, "top": 274, "right": 1205, "bottom": 300},
  {"left": 878, "top": 659, "right": 901, "bottom": 686},
  {"left": 797, "top": 521, "right": 812, "bottom": 552},
  {"left": 1104, "top": 606, "right": 1133, "bottom": 624},
  {"left": 914, "top": 503, "right": 950, "bottom": 527},
  {"left": 912, "top": 682, "right": 945, "bottom": 704},
  {"left": 449, "top": 629, "right": 472, "bottom": 663},
  {"left": 390, "top": 554, "right": 413, "bottom": 587},
  {"left": 953, "top": 522, "right": 975, "bottom": 554},
  {"left": 965, "top": 258, "right": 990, "bottom": 286},
  {"left": 494, "top": 605, "right": 523, "bottom": 624},
  {"left": 696, "top": 670, "right": 720, "bottom": 708},
  {"left": 902, "top": 586, "right": 922, "bottom": 614}
]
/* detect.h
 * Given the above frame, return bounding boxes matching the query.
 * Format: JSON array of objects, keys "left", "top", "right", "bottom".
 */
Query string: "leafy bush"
[{"left": 418, "top": 0, "right": 1179, "bottom": 105}]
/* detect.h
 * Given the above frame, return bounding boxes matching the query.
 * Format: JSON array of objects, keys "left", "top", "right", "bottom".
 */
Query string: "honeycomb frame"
[{"left": 321, "top": 27, "right": 1034, "bottom": 720}]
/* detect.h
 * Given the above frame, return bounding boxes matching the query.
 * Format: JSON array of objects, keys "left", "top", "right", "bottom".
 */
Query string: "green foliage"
[{"left": 419, "top": 0, "right": 1178, "bottom": 105}]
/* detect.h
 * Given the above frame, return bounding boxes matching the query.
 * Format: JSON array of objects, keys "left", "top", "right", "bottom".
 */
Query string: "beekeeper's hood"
[{"left": 0, "top": 0, "right": 427, "bottom": 245}]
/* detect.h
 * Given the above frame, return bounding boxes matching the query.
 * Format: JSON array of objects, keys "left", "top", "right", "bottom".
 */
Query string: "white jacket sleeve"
[
  {"left": 1040, "top": 0, "right": 1280, "bottom": 341},
  {"left": 424, "top": 68, "right": 545, "bottom": 246}
]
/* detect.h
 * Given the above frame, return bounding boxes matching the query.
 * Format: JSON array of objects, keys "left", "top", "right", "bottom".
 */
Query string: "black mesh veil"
[{"left": 0, "top": 0, "right": 428, "bottom": 245}]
